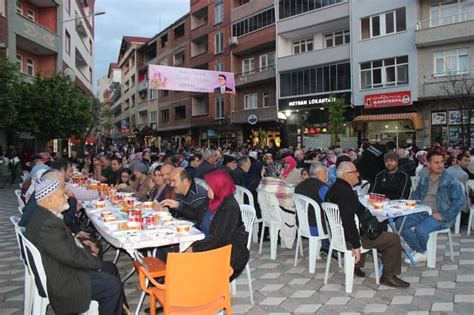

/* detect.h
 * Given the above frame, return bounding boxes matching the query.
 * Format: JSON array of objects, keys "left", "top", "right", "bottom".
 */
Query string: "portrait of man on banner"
[{"left": 214, "top": 74, "right": 234, "bottom": 94}]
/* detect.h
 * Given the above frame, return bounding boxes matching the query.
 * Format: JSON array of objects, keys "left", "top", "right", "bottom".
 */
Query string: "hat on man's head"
[
  {"left": 248, "top": 151, "right": 258, "bottom": 160},
  {"left": 384, "top": 151, "right": 399, "bottom": 163},
  {"left": 133, "top": 162, "right": 149, "bottom": 175},
  {"left": 223, "top": 155, "right": 236, "bottom": 165},
  {"left": 35, "top": 179, "right": 60, "bottom": 202}
]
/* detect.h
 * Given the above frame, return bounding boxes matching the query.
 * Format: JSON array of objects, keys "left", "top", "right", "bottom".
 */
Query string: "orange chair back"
[{"left": 165, "top": 245, "right": 232, "bottom": 312}]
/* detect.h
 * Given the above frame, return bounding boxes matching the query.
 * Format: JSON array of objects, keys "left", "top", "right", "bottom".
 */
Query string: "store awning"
[{"left": 353, "top": 113, "right": 423, "bottom": 130}]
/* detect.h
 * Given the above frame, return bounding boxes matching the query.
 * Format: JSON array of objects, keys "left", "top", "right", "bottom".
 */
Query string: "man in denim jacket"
[{"left": 396, "top": 150, "right": 465, "bottom": 263}]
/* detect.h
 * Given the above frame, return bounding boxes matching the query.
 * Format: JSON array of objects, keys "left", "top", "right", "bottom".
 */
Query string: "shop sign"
[
  {"left": 279, "top": 93, "right": 351, "bottom": 111},
  {"left": 248, "top": 114, "right": 258, "bottom": 125},
  {"left": 364, "top": 91, "right": 412, "bottom": 109}
]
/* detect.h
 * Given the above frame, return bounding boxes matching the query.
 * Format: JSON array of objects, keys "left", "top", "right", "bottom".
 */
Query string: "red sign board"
[{"left": 364, "top": 91, "right": 412, "bottom": 109}]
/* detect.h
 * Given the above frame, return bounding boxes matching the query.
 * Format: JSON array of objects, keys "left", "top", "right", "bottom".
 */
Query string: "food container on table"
[
  {"left": 101, "top": 210, "right": 112, "bottom": 217},
  {"left": 104, "top": 215, "right": 116, "bottom": 223},
  {"left": 405, "top": 200, "right": 416, "bottom": 208},
  {"left": 95, "top": 201, "right": 106, "bottom": 209},
  {"left": 142, "top": 201, "right": 154, "bottom": 209},
  {"left": 124, "top": 198, "right": 134, "bottom": 206},
  {"left": 176, "top": 222, "right": 191, "bottom": 234},
  {"left": 128, "top": 209, "right": 142, "bottom": 222},
  {"left": 373, "top": 202, "right": 383, "bottom": 210},
  {"left": 126, "top": 221, "right": 141, "bottom": 230}
]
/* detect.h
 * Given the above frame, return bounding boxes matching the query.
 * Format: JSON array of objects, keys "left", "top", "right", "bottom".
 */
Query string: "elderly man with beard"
[{"left": 25, "top": 174, "right": 126, "bottom": 314}]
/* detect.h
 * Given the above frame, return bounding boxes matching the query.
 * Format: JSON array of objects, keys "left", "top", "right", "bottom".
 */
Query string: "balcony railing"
[{"left": 416, "top": 12, "right": 474, "bottom": 30}]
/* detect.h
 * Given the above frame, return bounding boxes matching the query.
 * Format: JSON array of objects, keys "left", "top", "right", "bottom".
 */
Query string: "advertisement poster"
[
  {"left": 364, "top": 91, "right": 412, "bottom": 109},
  {"left": 431, "top": 111, "right": 447, "bottom": 125},
  {"left": 148, "top": 65, "right": 236, "bottom": 94}
]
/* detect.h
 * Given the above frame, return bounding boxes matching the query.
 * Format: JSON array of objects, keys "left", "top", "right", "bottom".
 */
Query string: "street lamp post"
[{"left": 62, "top": 11, "right": 106, "bottom": 23}]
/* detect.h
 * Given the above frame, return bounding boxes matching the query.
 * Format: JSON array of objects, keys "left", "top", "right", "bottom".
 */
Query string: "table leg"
[{"left": 387, "top": 217, "right": 416, "bottom": 267}]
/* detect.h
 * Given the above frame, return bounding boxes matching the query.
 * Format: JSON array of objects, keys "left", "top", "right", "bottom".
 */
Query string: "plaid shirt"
[{"left": 398, "top": 158, "right": 417, "bottom": 177}]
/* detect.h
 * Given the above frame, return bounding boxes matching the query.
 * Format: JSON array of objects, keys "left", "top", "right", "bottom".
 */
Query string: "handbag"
[{"left": 358, "top": 208, "right": 387, "bottom": 240}]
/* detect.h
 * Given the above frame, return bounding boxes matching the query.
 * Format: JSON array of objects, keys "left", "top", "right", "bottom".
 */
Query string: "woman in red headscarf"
[
  {"left": 183, "top": 169, "right": 249, "bottom": 280},
  {"left": 279, "top": 155, "right": 301, "bottom": 185}
]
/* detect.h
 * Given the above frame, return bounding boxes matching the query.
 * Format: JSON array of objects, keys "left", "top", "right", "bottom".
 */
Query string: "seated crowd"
[{"left": 16, "top": 139, "right": 471, "bottom": 313}]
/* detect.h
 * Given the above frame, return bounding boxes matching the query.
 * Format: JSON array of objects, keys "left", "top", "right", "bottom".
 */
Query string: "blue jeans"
[{"left": 395, "top": 212, "right": 448, "bottom": 253}]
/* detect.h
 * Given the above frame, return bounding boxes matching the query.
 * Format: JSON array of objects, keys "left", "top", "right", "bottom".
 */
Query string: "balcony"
[
  {"left": 137, "top": 80, "right": 148, "bottom": 92},
  {"left": 232, "top": 106, "right": 277, "bottom": 124},
  {"left": 137, "top": 100, "right": 149, "bottom": 113},
  {"left": 278, "top": 1, "right": 349, "bottom": 38},
  {"left": 278, "top": 44, "right": 349, "bottom": 72},
  {"left": 235, "top": 66, "right": 275, "bottom": 87},
  {"left": 231, "top": 27, "right": 275, "bottom": 56},
  {"left": 13, "top": 14, "right": 59, "bottom": 53},
  {"left": 415, "top": 13, "right": 474, "bottom": 48},
  {"left": 231, "top": 0, "right": 273, "bottom": 22}
]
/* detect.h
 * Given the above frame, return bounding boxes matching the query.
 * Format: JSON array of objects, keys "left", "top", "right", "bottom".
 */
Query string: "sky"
[{"left": 93, "top": 0, "right": 190, "bottom": 94}]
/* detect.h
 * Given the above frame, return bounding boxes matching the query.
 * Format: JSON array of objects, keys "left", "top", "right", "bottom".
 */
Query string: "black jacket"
[
  {"left": 326, "top": 178, "right": 366, "bottom": 249},
  {"left": 372, "top": 169, "right": 411, "bottom": 200},
  {"left": 181, "top": 196, "right": 249, "bottom": 278},
  {"left": 356, "top": 144, "right": 387, "bottom": 184},
  {"left": 231, "top": 167, "right": 247, "bottom": 187},
  {"left": 295, "top": 177, "right": 329, "bottom": 229},
  {"left": 25, "top": 205, "right": 102, "bottom": 314},
  {"left": 195, "top": 161, "right": 216, "bottom": 179}
]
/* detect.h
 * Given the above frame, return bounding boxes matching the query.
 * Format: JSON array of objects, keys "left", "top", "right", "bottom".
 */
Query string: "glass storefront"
[{"left": 365, "top": 120, "right": 415, "bottom": 147}]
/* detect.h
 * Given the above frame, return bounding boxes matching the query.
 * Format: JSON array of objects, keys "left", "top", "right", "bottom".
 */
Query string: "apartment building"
[
  {"left": 190, "top": 0, "right": 236, "bottom": 147},
  {"left": 230, "top": 0, "right": 280, "bottom": 148},
  {"left": 415, "top": 0, "right": 474, "bottom": 147},
  {"left": 276, "top": 0, "right": 353, "bottom": 148},
  {"left": 0, "top": 1, "right": 7, "bottom": 59}
]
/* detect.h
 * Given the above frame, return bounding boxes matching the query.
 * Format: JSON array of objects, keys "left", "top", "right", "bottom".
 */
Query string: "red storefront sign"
[{"left": 364, "top": 91, "right": 412, "bottom": 109}]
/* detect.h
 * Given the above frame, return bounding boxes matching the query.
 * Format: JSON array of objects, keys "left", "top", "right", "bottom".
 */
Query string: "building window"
[
  {"left": 215, "top": 0, "right": 224, "bottom": 24},
  {"left": 26, "top": 8, "right": 35, "bottom": 21},
  {"left": 149, "top": 111, "right": 157, "bottom": 123},
  {"left": 325, "top": 30, "right": 350, "bottom": 48},
  {"left": 173, "top": 50, "right": 185, "bottom": 66},
  {"left": 434, "top": 49, "right": 469, "bottom": 76},
  {"left": 26, "top": 58, "right": 34, "bottom": 76},
  {"left": 149, "top": 89, "right": 158, "bottom": 100},
  {"left": 215, "top": 32, "right": 224, "bottom": 54},
  {"left": 89, "top": 67, "right": 92, "bottom": 82},
  {"left": 215, "top": 62, "right": 224, "bottom": 71},
  {"left": 16, "top": 53, "right": 23, "bottom": 72},
  {"left": 280, "top": 62, "right": 351, "bottom": 97},
  {"left": 232, "top": 7, "right": 275, "bottom": 37},
  {"left": 215, "top": 96, "right": 224, "bottom": 119},
  {"left": 293, "top": 38, "right": 313, "bottom": 54},
  {"left": 360, "top": 56, "right": 408, "bottom": 90},
  {"left": 160, "top": 109, "right": 170, "bottom": 123},
  {"left": 175, "top": 106, "right": 186, "bottom": 120},
  {"left": 244, "top": 93, "right": 258, "bottom": 109},
  {"left": 259, "top": 52, "right": 275, "bottom": 71},
  {"left": 89, "top": 39, "right": 93, "bottom": 53},
  {"left": 242, "top": 58, "right": 255, "bottom": 75},
  {"left": 65, "top": 31, "right": 71, "bottom": 55},
  {"left": 279, "top": 0, "right": 345, "bottom": 19},
  {"left": 15, "top": 1, "right": 23, "bottom": 15},
  {"left": 262, "top": 92, "right": 270, "bottom": 107},
  {"left": 430, "top": 2, "right": 458, "bottom": 27},
  {"left": 163, "top": 90, "right": 169, "bottom": 97},
  {"left": 361, "top": 7, "right": 406, "bottom": 39}
]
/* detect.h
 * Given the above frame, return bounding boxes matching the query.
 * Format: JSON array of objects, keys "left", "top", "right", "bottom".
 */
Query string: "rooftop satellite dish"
[{"left": 64, "top": 68, "right": 76, "bottom": 82}]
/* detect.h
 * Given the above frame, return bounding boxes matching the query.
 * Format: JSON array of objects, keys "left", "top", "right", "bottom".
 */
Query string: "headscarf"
[
  {"left": 280, "top": 156, "right": 297, "bottom": 178},
  {"left": 204, "top": 169, "right": 236, "bottom": 214}
]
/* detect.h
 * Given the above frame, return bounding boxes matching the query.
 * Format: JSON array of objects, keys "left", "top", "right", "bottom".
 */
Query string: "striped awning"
[{"left": 353, "top": 113, "right": 423, "bottom": 130}]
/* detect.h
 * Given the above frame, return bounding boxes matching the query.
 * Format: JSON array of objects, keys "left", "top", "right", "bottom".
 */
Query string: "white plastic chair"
[
  {"left": 10, "top": 216, "right": 33, "bottom": 315},
  {"left": 359, "top": 180, "right": 371, "bottom": 197},
  {"left": 321, "top": 202, "right": 380, "bottom": 293},
  {"left": 466, "top": 180, "right": 474, "bottom": 235},
  {"left": 234, "top": 185, "right": 260, "bottom": 243},
  {"left": 194, "top": 177, "right": 208, "bottom": 190},
  {"left": 257, "top": 189, "right": 283, "bottom": 260},
  {"left": 293, "top": 194, "right": 329, "bottom": 273},
  {"left": 426, "top": 225, "right": 455, "bottom": 268},
  {"left": 410, "top": 176, "right": 419, "bottom": 195},
  {"left": 231, "top": 204, "right": 256, "bottom": 304},
  {"left": 15, "top": 189, "right": 25, "bottom": 209},
  {"left": 22, "top": 235, "right": 99, "bottom": 314}
]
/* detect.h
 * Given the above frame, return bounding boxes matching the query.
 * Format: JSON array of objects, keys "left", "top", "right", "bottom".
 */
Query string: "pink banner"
[{"left": 148, "top": 65, "right": 236, "bottom": 94}]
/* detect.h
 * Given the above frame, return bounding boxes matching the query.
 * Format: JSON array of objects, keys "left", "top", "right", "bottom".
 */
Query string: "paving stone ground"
[{"left": 1, "top": 185, "right": 474, "bottom": 314}]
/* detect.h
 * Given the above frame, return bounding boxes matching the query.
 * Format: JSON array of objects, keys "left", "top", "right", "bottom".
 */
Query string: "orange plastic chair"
[
  {"left": 133, "top": 257, "right": 166, "bottom": 315},
  {"left": 135, "top": 245, "right": 233, "bottom": 315}
]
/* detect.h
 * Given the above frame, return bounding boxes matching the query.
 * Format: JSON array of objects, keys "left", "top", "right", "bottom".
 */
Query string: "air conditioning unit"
[{"left": 229, "top": 36, "right": 238, "bottom": 47}]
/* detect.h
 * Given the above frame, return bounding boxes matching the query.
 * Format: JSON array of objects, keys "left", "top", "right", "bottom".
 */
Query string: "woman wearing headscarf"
[
  {"left": 279, "top": 156, "right": 300, "bottom": 185},
  {"left": 182, "top": 169, "right": 249, "bottom": 280}
]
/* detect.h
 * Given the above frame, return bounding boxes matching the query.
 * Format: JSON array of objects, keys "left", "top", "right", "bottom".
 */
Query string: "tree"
[
  {"left": 328, "top": 94, "right": 346, "bottom": 144},
  {"left": 0, "top": 58, "right": 21, "bottom": 127},
  {"left": 441, "top": 74, "right": 474, "bottom": 147}
]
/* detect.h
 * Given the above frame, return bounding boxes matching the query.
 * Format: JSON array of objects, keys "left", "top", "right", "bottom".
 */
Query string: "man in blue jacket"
[{"left": 396, "top": 150, "right": 465, "bottom": 264}]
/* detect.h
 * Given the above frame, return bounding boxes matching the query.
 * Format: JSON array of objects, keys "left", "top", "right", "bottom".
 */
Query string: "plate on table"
[
  {"left": 112, "top": 230, "right": 141, "bottom": 238},
  {"left": 147, "top": 228, "right": 176, "bottom": 238}
]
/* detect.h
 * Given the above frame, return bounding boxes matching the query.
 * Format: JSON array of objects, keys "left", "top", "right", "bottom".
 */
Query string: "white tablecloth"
[
  {"left": 359, "top": 196, "right": 432, "bottom": 218},
  {"left": 85, "top": 202, "right": 204, "bottom": 256}
]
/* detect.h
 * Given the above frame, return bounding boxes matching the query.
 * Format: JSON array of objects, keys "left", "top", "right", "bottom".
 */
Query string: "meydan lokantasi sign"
[{"left": 148, "top": 65, "right": 236, "bottom": 94}]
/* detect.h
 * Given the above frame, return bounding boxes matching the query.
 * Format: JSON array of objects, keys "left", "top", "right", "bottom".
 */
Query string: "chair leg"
[
  {"left": 468, "top": 209, "right": 473, "bottom": 236},
  {"left": 455, "top": 214, "right": 461, "bottom": 235},
  {"left": 337, "top": 252, "right": 342, "bottom": 268},
  {"left": 149, "top": 296, "right": 156, "bottom": 315},
  {"left": 252, "top": 222, "right": 259, "bottom": 243},
  {"left": 324, "top": 246, "right": 333, "bottom": 285},
  {"left": 24, "top": 271, "right": 32, "bottom": 315},
  {"left": 113, "top": 249, "right": 121, "bottom": 264},
  {"left": 447, "top": 230, "right": 454, "bottom": 262},
  {"left": 231, "top": 279, "right": 237, "bottom": 295},
  {"left": 308, "top": 238, "right": 316, "bottom": 274},
  {"left": 344, "top": 252, "right": 355, "bottom": 293},
  {"left": 245, "top": 263, "right": 254, "bottom": 304},
  {"left": 294, "top": 231, "right": 300, "bottom": 267},
  {"left": 259, "top": 224, "right": 266, "bottom": 254},
  {"left": 426, "top": 232, "right": 437, "bottom": 268},
  {"left": 372, "top": 249, "right": 380, "bottom": 285},
  {"left": 270, "top": 224, "right": 278, "bottom": 260},
  {"left": 299, "top": 235, "right": 303, "bottom": 256}
]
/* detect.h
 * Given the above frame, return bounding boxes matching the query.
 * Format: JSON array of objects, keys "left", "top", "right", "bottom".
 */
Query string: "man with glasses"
[{"left": 326, "top": 162, "right": 409, "bottom": 288}]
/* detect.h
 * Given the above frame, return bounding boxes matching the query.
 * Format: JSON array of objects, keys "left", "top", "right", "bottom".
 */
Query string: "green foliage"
[
  {"left": 0, "top": 58, "right": 21, "bottom": 126},
  {"left": 328, "top": 94, "right": 346, "bottom": 135}
]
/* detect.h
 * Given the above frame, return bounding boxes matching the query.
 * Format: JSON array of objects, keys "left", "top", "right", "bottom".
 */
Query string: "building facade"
[{"left": 276, "top": 0, "right": 353, "bottom": 148}]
